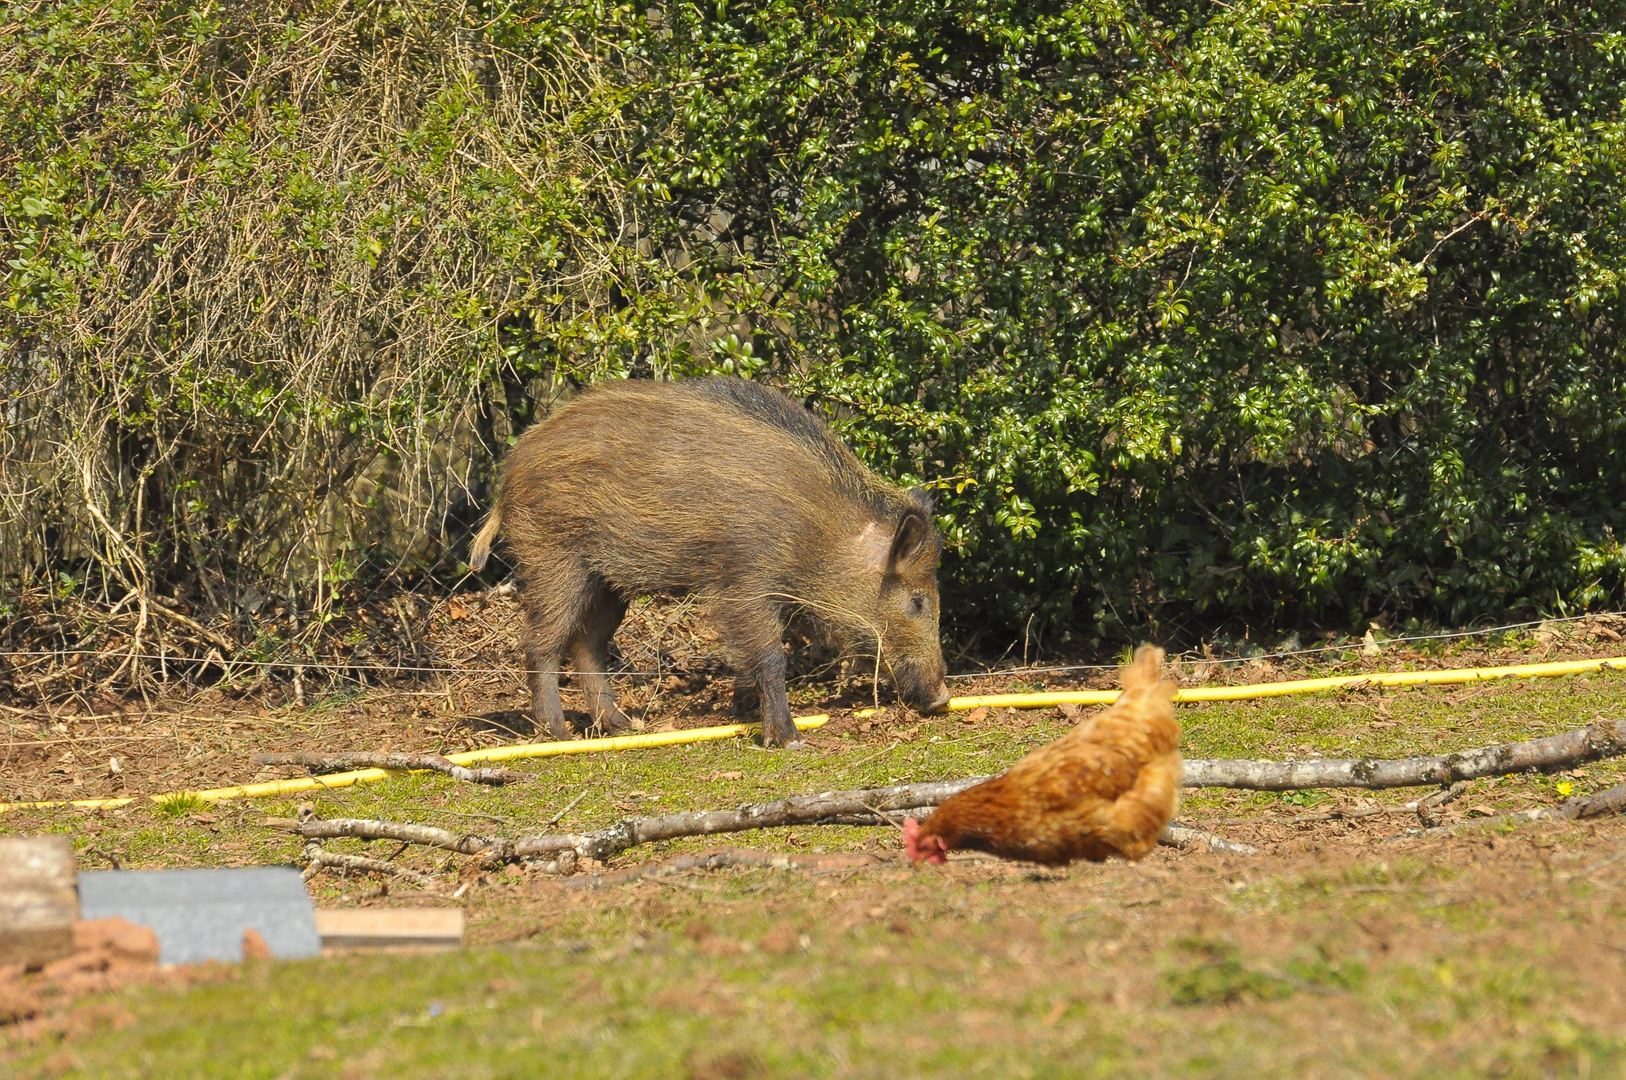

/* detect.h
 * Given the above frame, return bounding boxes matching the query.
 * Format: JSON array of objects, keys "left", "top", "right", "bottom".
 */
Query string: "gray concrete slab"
[{"left": 78, "top": 865, "right": 321, "bottom": 965}]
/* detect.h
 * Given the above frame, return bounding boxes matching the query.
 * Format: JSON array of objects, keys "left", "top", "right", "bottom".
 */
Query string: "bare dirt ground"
[
  {"left": 2, "top": 601, "right": 1626, "bottom": 1077},
  {"left": 4, "top": 593, "right": 1621, "bottom": 805}
]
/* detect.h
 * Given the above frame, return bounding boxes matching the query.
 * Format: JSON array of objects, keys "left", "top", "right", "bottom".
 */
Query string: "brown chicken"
[{"left": 904, "top": 645, "right": 1181, "bottom": 865}]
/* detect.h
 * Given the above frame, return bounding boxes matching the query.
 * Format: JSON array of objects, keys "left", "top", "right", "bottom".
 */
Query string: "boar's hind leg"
[
  {"left": 520, "top": 556, "right": 596, "bottom": 741},
  {"left": 569, "top": 584, "right": 632, "bottom": 736},
  {"left": 522, "top": 622, "right": 571, "bottom": 741}
]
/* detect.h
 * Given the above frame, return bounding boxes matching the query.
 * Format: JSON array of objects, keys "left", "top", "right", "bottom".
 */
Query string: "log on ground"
[
  {"left": 1182, "top": 720, "right": 1626, "bottom": 791},
  {"left": 272, "top": 775, "right": 1257, "bottom": 870}
]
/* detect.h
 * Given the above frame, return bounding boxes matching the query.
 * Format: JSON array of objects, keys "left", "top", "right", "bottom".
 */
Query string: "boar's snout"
[
  {"left": 917, "top": 686, "right": 953, "bottom": 714},
  {"left": 894, "top": 657, "right": 952, "bottom": 715}
]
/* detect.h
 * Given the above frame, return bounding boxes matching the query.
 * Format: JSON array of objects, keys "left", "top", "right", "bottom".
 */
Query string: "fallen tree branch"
[
  {"left": 262, "top": 725, "right": 1626, "bottom": 870},
  {"left": 1421, "top": 780, "right": 1626, "bottom": 837},
  {"left": 512, "top": 778, "right": 993, "bottom": 861},
  {"left": 254, "top": 752, "right": 517, "bottom": 786},
  {"left": 1183, "top": 720, "right": 1626, "bottom": 791},
  {"left": 270, "top": 776, "right": 1258, "bottom": 869},
  {"left": 267, "top": 816, "right": 514, "bottom": 860}
]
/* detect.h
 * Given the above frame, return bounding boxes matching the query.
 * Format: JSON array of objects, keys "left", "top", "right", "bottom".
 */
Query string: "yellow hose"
[
  {"left": 946, "top": 655, "right": 1626, "bottom": 710},
  {"left": 4, "top": 654, "right": 1620, "bottom": 814},
  {"left": 0, "top": 715, "right": 832, "bottom": 813}
]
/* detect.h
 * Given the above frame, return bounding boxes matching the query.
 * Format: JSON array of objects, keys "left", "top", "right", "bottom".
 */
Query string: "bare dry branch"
[
  {"left": 512, "top": 778, "right": 993, "bottom": 860},
  {"left": 1161, "top": 824, "right": 1260, "bottom": 855},
  {"left": 270, "top": 775, "right": 1259, "bottom": 869},
  {"left": 254, "top": 752, "right": 517, "bottom": 786},
  {"left": 1182, "top": 720, "right": 1626, "bottom": 791},
  {"left": 301, "top": 846, "right": 437, "bottom": 888},
  {"left": 269, "top": 815, "right": 513, "bottom": 860}
]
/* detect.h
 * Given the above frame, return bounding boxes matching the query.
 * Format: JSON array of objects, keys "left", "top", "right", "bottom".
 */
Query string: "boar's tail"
[{"left": 468, "top": 505, "right": 503, "bottom": 571}]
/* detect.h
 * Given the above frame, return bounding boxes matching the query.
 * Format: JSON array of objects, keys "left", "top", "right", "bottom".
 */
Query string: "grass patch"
[
  {"left": 152, "top": 792, "right": 209, "bottom": 820},
  {"left": 8, "top": 664, "right": 1626, "bottom": 1076},
  {"left": 1162, "top": 939, "right": 1296, "bottom": 1005}
]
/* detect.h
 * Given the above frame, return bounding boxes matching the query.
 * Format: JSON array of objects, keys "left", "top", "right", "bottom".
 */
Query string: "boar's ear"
[{"left": 888, "top": 507, "right": 934, "bottom": 572}]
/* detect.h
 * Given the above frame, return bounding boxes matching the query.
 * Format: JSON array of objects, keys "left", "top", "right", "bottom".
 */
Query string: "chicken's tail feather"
[
  {"left": 1103, "top": 751, "right": 1184, "bottom": 859},
  {"left": 1119, "top": 644, "right": 1170, "bottom": 695}
]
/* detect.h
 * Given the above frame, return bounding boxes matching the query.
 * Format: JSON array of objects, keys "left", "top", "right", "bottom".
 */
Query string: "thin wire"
[
  {"left": 0, "top": 609, "right": 1617, "bottom": 682},
  {"left": 0, "top": 651, "right": 654, "bottom": 679},
  {"left": 942, "top": 610, "right": 1623, "bottom": 679}
]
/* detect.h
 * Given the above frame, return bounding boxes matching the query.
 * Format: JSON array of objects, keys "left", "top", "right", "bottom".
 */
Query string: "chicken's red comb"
[{"left": 902, "top": 817, "right": 923, "bottom": 862}]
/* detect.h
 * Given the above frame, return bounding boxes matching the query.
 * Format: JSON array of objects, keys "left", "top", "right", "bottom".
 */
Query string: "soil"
[
  {"left": 2, "top": 601, "right": 1625, "bottom": 1076},
  {"left": 3, "top": 593, "right": 1621, "bottom": 805}
]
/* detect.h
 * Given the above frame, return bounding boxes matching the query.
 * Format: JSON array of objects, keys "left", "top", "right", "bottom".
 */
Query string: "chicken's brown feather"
[{"left": 913, "top": 645, "right": 1181, "bottom": 865}]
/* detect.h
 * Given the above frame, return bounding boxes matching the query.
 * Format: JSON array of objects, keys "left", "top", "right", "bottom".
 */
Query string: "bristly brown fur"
[
  {"left": 913, "top": 645, "right": 1181, "bottom": 863},
  {"left": 473, "top": 377, "right": 951, "bottom": 747}
]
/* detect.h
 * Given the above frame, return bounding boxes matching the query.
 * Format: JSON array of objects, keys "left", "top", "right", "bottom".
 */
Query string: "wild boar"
[{"left": 468, "top": 376, "right": 951, "bottom": 747}]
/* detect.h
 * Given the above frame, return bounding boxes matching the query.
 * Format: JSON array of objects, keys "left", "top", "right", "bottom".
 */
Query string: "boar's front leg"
[
  {"left": 753, "top": 654, "right": 803, "bottom": 748},
  {"left": 714, "top": 597, "right": 803, "bottom": 748}
]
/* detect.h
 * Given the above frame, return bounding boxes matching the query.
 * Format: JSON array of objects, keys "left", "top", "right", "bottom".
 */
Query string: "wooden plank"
[
  {"left": 0, "top": 836, "right": 79, "bottom": 966},
  {"left": 313, "top": 908, "right": 463, "bottom": 951}
]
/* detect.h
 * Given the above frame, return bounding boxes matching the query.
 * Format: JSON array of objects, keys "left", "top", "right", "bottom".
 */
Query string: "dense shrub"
[
  {"left": 0, "top": 0, "right": 661, "bottom": 616},
  {"left": 630, "top": 0, "right": 1626, "bottom": 644},
  {"left": 4, "top": 0, "right": 1625, "bottom": 648}
]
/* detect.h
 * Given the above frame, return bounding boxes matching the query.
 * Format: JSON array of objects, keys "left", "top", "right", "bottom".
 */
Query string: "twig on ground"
[
  {"left": 845, "top": 739, "right": 902, "bottom": 769},
  {"left": 253, "top": 751, "right": 517, "bottom": 786},
  {"left": 400, "top": 806, "right": 516, "bottom": 827},
  {"left": 1183, "top": 720, "right": 1626, "bottom": 791},
  {"left": 513, "top": 778, "right": 995, "bottom": 861},
  {"left": 545, "top": 788, "right": 589, "bottom": 826},
  {"left": 1279, "top": 805, "right": 1424, "bottom": 824},
  {"left": 302, "top": 845, "right": 437, "bottom": 888},
  {"left": 856, "top": 800, "right": 908, "bottom": 826},
  {"left": 562, "top": 847, "right": 897, "bottom": 890},
  {"left": 1416, "top": 780, "right": 1473, "bottom": 826},
  {"left": 1160, "top": 824, "right": 1261, "bottom": 855}
]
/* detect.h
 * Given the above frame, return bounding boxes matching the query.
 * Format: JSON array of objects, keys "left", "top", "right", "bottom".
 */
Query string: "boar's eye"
[{"left": 909, "top": 594, "right": 926, "bottom": 617}]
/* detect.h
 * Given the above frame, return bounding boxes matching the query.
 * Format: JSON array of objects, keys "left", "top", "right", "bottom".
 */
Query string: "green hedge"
[
  {"left": 4, "top": 0, "right": 1625, "bottom": 644},
  {"left": 624, "top": 0, "right": 1626, "bottom": 641}
]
